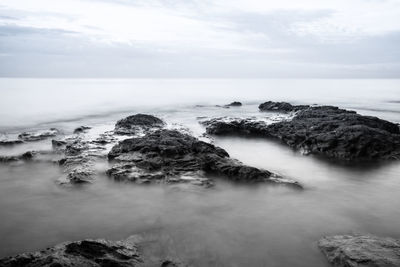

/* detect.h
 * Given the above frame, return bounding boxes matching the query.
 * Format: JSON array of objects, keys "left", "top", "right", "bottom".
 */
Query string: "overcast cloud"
[{"left": 0, "top": 0, "right": 399, "bottom": 78}]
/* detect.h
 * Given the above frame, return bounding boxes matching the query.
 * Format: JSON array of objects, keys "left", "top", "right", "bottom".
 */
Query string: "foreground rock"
[
  {"left": 107, "top": 129, "right": 300, "bottom": 188},
  {"left": 0, "top": 237, "right": 185, "bottom": 267},
  {"left": 319, "top": 234, "right": 400, "bottom": 267},
  {"left": 115, "top": 114, "right": 164, "bottom": 135},
  {"left": 202, "top": 105, "right": 400, "bottom": 161},
  {"left": 259, "top": 101, "right": 309, "bottom": 112}
]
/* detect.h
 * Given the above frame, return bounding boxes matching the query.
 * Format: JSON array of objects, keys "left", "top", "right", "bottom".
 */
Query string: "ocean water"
[{"left": 0, "top": 78, "right": 400, "bottom": 266}]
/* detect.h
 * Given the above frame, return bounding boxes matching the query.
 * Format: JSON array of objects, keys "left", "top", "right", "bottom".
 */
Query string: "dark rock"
[
  {"left": 225, "top": 101, "right": 242, "bottom": 107},
  {"left": 115, "top": 114, "right": 164, "bottom": 135},
  {"left": 18, "top": 128, "right": 60, "bottom": 142},
  {"left": 319, "top": 234, "right": 400, "bottom": 267},
  {"left": 0, "top": 139, "right": 24, "bottom": 146},
  {"left": 259, "top": 101, "right": 309, "bottom": 112},
  {"left": 202, "top": 105, "right": 400, "bottom": 161},
  {"left": 0, "top": 151, "right": 35, "bottom": 163},
  {"left": 52, "top": 139, "right": 67, "bottom": 148},
  {"left": 0, "top": 239, "right": 141, "bottom": 267},
  {"left": 73, "top": 126, "right": 91, "bottom": 134},
  {"left": 107, "top": 129, "right": 300, "bottom": 187}
]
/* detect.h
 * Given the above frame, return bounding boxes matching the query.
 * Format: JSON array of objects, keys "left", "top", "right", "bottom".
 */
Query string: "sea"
[{"left": 0, "top": 78, "right": 399, "bottom": 266}]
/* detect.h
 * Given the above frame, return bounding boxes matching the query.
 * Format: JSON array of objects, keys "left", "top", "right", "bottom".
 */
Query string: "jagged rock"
[
  {"left": 319, "top": 234, "right": 400, "bottom": 267},
  {"left": 107, "top": 129, "right": 300, "bottom": 187},
  {"left": 18, "top": 128, "right": 60, "bottom": 142},
  {"left": 0, "top": 235, "right": 188, "bottom": 267},
  {"left": 73, "top": 126, "right": 91, "bottom": 134},
  {"left": 115, "top": 114, "right": 164, "bottom": 135},
  {"left": 259, "top": 101, "right": 309, "bottom": 112},
  {"left": 0, "top": 239, "right": 141, "bottom": 267},
  {"left": 202, "top": 105, "right": 400, "bottom": 161}
]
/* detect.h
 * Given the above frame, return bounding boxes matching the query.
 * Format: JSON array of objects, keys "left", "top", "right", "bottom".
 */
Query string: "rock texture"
[
  {"left": 0, "top": 237, "right": 186, "bottom": 267},
  {"left": 115, "top": 114, "right": 164, "bottom": 135},
  {"left": 259, "top": 101, "right": 309, "bottom": 112},
  {"left": 202, "top": 105, "right": 400, "bottom": 161},
  {"left": 319, "top": 234, "right": 400, "bottom": 267},
  {"left": 18, "top": 128, "right": 60, "bottom": 142},
  {"left": 107, "top": 129, "right": 300, "bottom": 187}
]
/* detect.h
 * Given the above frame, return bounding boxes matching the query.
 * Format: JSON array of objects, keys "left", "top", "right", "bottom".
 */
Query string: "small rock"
[
  {"left": 259, "top": 101, "right": 309, "bottom": 112},
  {"left": 115, "top": 114, "right": 164, "bottom": 135},
  {"left": 225, "top": 101, "right": 242, "bottom": 107},
  {"left": 18, "top": 128, "right": 60, "bottom": 142},
  {"left": 73, "top": 126, "right": 91, "bottom": 134}
]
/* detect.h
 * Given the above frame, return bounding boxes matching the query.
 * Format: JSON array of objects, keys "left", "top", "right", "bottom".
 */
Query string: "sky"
[{"left": 0, "top": 0, "right": 399, "bottom": 78}]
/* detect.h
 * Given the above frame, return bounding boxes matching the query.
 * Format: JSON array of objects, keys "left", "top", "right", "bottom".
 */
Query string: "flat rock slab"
[
  {"left": 319, "top": 234, "right": 400, "bottom": 267},
  {"left": 202, "top": 104, "right": 400, "bottom": 161}
]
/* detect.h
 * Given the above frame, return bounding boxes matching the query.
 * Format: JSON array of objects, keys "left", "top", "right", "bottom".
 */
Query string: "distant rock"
[
  {"left": 73, "top": 126, "right": 91, "bottom": 134},
  {"left": 115, "top": 114, "right": 164, "bottom": 135},
  {"left": 319, "top": 234, "right": 400, "bottom": 267},
  {"left": 107, "top": 128, "right": 301, "bottom": 188},
  {"left": 259, "top": 101, "right": 309, "bottom": 112},
  {"left": 18, "top": 128, "right": 60, "bottom": 142},
  {"left": 202, "top": 104, "right": 400, "bottom": 161},
  {"left": 225, "top": 101, "right": 242, "bottom": 107}
]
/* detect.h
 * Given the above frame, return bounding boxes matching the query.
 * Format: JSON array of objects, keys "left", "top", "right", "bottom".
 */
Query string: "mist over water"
[{"left": 0, "top": 78, "right": 400, "bottom": 266}]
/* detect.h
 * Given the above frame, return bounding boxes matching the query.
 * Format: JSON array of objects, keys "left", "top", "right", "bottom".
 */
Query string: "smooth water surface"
[{"left": 0, "top": 79, "right": 400, "bottom": 266}]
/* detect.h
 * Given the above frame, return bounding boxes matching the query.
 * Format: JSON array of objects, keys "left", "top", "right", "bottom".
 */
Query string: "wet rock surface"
[
  {"left": 0, "top": 237, "right": 186, "bottom": 267},
  {"left": 259, "top": 101, "right": 309, "bottom": 112},
  {"left": 115, "top": 114, "right": 164, "bottom": 135},
  {"left": 319, "top": 234, "right": 400, "bottom": 267},
  {"left": 0, "top": 151, "right": 35, "bottom": 163},
  {"left": 18, "top": 128, "right": 60, "bottom": 142},
  {"left": 202, "top": 105, "right": 400, "bottom": 161},
  {"left": 107, "top": 129, "right": 301, "bottom": 187}
]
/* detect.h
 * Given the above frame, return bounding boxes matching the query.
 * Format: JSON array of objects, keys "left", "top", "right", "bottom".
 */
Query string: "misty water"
[{"left": 0, "top": 79, "right": 400, "bottom": 266}]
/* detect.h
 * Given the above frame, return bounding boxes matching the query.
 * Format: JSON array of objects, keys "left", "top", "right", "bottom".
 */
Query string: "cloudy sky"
[{"left": 0, "top": 0, "right": 399, "bottom": 78}]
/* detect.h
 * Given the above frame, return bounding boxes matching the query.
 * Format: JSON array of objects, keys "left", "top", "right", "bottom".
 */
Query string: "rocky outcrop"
[
  {"left": 0, "top": 237, "right": 186, "bottom": 267},
  {"left": 202, "top": 105, "right": 400, "bottom": 161},
  {"left": 115, "top": 114, "right": 164, "bottom": 135},
  {"left": 18, "top": 128, "right": 60, "bottom": 142},
  {"left": 0, "top": 139, "right": 23, "bottom": 146},
  {"left": 319, "top": 234, "right": 400, "bottom": 267},
  {"left": 107, "top": 129, "right": 301, "bottom": 187},
  {"left": 259, "top": 101, "right": 309, "bottom": 112}
]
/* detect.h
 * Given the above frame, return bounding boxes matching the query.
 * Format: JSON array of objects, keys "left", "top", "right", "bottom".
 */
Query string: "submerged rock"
[
  {"left": 107, "top": 129, "right": 300, "bottom": 187},
  {"left": 319, "top": 234, "right": 400, "bottom": 267},
  {"left": 0, "top": 139, "right": 23, "bottom": 146},
  {"left": 0, "top": 151, "right": 35, "bottom": 163},
  {"left": 18, "top": 128, "right": 60, "bottom": 142},
  {"left": 202, "top": 105, "right": 400, "bottom": 161},
  {"left": 115, "top": 114, "right": 164, "bottom": 135},
  {"left": 259, "top": 101, "right": 309, "bottom": 112}
]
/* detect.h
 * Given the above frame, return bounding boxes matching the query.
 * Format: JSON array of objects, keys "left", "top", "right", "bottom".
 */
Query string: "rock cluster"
[
  {"left": 18, "top": 128, "right": 60, "bottom": 142},
  {"left": 319, "top": 234, "right": 400, "bottom": 267},
  {"left": 202, "top": 104, "right": 400, "bottom": 161}
]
